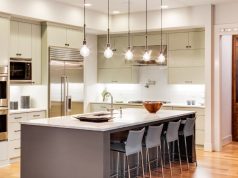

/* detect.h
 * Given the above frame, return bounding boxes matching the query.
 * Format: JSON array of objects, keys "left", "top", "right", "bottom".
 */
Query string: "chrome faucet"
[{"left": 103, "top": 92, "right": 114, "bottom": 116}]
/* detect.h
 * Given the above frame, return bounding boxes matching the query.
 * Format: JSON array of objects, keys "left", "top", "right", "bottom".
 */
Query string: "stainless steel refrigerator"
[{"left": 49, "top": 46, "right": 84, "bottom": 117}]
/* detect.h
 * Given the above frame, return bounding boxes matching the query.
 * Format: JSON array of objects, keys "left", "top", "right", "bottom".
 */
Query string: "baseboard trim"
[
  {"left": 204, "top": 142, "right": 213, "bottom": 151},
  {"left": 222, "top": 135, "right": 232, "bottom": 146},
  {"left": 0, "top": 160, "right": 10, "bottom": 168}
]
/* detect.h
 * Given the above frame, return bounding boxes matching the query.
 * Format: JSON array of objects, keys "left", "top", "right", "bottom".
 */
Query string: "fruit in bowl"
[{"left": 143, "top": 101, "right": 163, "bottom": 113}]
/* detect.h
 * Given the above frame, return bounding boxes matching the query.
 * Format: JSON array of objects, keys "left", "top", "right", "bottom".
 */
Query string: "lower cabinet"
[
  {"left": 8, "top": 110, "right": 46, "bottom": 159},
  {"left": 90, "top": 103, "right": 205, "bottom": 145}
]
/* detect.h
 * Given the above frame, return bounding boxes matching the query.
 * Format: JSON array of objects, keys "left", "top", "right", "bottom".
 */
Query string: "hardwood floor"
[{"left": 1, "top": 143, "right": 238, "bottom": 178}]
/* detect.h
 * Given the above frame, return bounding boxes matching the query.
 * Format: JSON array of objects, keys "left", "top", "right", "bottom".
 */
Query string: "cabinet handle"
[
  {"left": 33, "top": 115, "right": 40, "bottom": 117},
  {"left": 14, "top": 117, "right": 22, "bottom": 120},
  {"left": 65, "top": 43, "right": 70, "bottom": 47},
  {"left": 185, "top": 81, "right": 193, "bottom": 84},
  {"left": 14, "top": 147, "right": 21, "bottom": 150},
  {"left": 14, "top": 130, "right": 21, "bottom": 133}
]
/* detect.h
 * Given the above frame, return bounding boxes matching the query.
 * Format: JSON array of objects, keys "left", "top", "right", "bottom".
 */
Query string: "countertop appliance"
[
  {"left": 10, "top": 58, "right": 32, "bottom": 83},
  {"left": 21, "top": 96, "right": 30, "bottom": 109},
  {"left": 0, "top": 66, "right": 8, "bottom": 107},
  {"left": 49, "top": 46, "right": 84, "bottom": 117},
  {"left": 0, "top": 107, "right": 8, "bottom": 141}
]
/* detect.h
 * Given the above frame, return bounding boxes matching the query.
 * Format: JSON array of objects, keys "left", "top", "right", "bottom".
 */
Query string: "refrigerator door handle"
[
  {"left": 65, "top": 76, "right": 71, "bottom": 114},
  {"left": 61, "top": 76, "right": 67, "bottom": 116}
]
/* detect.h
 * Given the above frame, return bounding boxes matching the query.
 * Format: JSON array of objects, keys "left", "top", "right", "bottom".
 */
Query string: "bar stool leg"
[
  {"left": 126, "top": 156, "right": 131, "bottom": 178},
  {"left": 140, "top": 151, "right": 145, "bottom": 178},
  {"left": 146, "top": 149, "right": 152, "bottom": 178},
  {"left": 116, "top": 152, "right": 120, "bottom": 178},
  {"left": 123, "top": 155, "right": 126, "bottom": 177},
  {"left": 167, "top": 142, "right": 173, "bottom": 177},
  {"left": 159, "top": 146, "right": 165, "bottom": 178},
  {"left": 192, "top": 134, "right": 198, "bottom": 166},
  {"left": 137, "top": 152, "right": 140, "bottom": 176},
  {"left": 177, "top": 140, "right": 182, "bottom": 174},
  {"left": 156, "top": 146, "right": 159, "bottom": 168},
  {"left": 184, "top": 136, "right": 190, "bottom": 170}
]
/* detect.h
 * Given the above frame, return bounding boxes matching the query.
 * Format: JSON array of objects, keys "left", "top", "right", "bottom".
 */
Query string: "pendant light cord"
[
  {"left": 83, "top": 0, "right": 86, "bottom": 43},
  {"left": 145, "top": 0, "right": 148, "bottom": 50},
  {"left": 160, "top": 0, "right": 163, "bottom": 53},
  {"left": 107, "top": 0, "right": 110, "bottom": 45},
  {"left": 128, "top": 0, "right": 131, "bottom": 48}
]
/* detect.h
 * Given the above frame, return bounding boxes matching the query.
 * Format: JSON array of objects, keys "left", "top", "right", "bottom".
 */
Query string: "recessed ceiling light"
[
  {"left": 84, "top": 3, "right": 92, "bottom": 7},
  {"left": 161, "top": 5, "right": 168, "bottom": 9},
  {"left": 112, "top": 10, "right": 120, "bottom": 14}
]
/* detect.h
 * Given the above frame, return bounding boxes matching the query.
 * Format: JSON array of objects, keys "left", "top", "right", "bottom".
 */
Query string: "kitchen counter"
[
  {"left": 90, "top": 101, "right": 205, "bottom": 109},
  {"left": 21, "top": 108, "right": 196, "bottom": 178},
  {"left": 10, "top": 108, "right": 47, "bottom": 114}
]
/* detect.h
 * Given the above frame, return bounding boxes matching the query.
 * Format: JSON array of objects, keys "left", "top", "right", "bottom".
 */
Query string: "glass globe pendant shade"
[
  {"left": 80, "top": 42, "right": 90, "bottom": 57},
  {"left": 143, "top": 50, "right": 151, "bottom": 61},
  {"left": 157, "top": 52, "right": 165, "bottom": 63},
  {"left": 125, "top": 48, "right": 133, "bottom": 60},
  {"left": 104, "top": 45, "right": 113, "bottom": 59}
]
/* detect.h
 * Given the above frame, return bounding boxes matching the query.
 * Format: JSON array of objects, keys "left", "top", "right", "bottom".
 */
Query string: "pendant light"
[
  {"left": 104, "top": 0, "right": 113, "bottom": 59},
  {"left": 157, "top": 0, "right": 166, "bottom": 63},
  {"left": 80, "top": 0, "right": 90, "bottom": 57},
  {"left": 143, "top": 0, "right": 151, "bottom": 61},
  {"left": 125, "top": 0, "right": 133, "bottom": 60}
]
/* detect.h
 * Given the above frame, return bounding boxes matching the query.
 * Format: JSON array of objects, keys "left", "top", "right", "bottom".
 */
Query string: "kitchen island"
[{"left": 21, "top": 108, "right": 196, "bottom": 178}]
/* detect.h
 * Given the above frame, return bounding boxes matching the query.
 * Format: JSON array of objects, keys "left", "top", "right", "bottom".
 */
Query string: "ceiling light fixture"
[
  {"left": 125, "top": 0, "right": 133, "bottom": 60},
  {"left": 84, "top": 3, "right": 92, "bottom": 7},
  {"left": 112, "top": 10, "right": 120, "bottom": 14},
  {"left": 143, "top": 0, "right": 151, "bottom": 61},
  {"left": 161, "top": 5, "right": 168, "bottom": 9},
  {"left": 157, "top": 0, "right": 166, "bottom": 64},
  {"left": 104, "top": 0, "right": 113, "bottom": 59},
  {"left": 80, "top": 0, "right": 90, "bottom": 57}
]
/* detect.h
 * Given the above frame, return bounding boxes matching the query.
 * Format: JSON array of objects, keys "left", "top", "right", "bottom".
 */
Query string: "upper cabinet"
[
  {"left": 132, "top": 34, "right": 167, "bottom": 46},
  {"left": 168, "top": 31, "right": 205, "bottom": 50},
  {"left": 0, "top": 17, "right": 10, "bottom": 66},
  {"left": 10, "top": 21, "right": 32, "bottom": 58},
  {"left": 47, "top": 26, "right": 83, "bottom": 49}
]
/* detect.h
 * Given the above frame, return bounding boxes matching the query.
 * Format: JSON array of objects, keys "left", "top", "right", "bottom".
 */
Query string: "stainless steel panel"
[
  {"left": 0, "top": 66, "right": 8, "bottom": 75},
  {"left": 0, "top": 99, "right": 8, "bottom": 107}
]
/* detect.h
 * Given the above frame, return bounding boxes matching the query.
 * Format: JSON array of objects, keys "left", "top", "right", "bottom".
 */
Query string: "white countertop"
[
  {"left": 10, "top": 108, "right": 47, "bottom": 114},
  {"left": 90, "top": 102, "right": 205, "bottom": 109},
  {"left": 21, "top": 108, "right": 195, "bottom": 132}
]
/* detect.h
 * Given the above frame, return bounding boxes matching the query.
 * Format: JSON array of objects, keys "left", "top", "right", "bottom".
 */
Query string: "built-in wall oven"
[
  {"left": 0, "top": 109, "right": 8, "bottom": 141},
  {"left": 10, "top": 58, "right": 32, "bottom": 83},
  {"left": 0, "top": 66, "right": 8, "bottom": 107}
]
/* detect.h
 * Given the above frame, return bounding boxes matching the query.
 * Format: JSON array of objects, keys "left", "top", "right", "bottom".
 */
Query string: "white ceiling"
[{"left": 50, "top": 0, "right": 237, "bottom": 14}]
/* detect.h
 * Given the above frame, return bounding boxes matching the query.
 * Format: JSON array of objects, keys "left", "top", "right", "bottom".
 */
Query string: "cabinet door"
[
  {"left": 168, "top": 49, "right": 205, "bottom": 67},
  {"left": 18, "top": 22, "right": 32, "bottom": 58},
  {"left": 189, "top": 31, "right": 205, "bottom": 49},
  {"left": 148, "top": 34, "right": 167, "bottom": 46},
  {"left": 32, "top": 24, "right": 42, "bottom": 84},
  {"left": 48, "top": 26, "right": 67, "bottom": 47},
  {"left": 168, "top": 32, "right": 188, "bottom": 50},
  {"left": 27, "top": 111, "right": 46, "bottom": 120},
  {"left": 98, "top": 37, "right": 107, "bottom": 53},
  {"left": 0, "top": 142, "right": 8, "bottom": 161},
  {"left": 98, "top": 68, "right": 133, "bottom": 83},
  {"left": 168, "top": 67, "right": 205, "bottom": 84},
  {"left": 132, "top": 35, "right": 145, "bottom": 47},
  {"left": 66, "top": 29, "right": 83, "bottom": 49},
  {"left": 0, "top": 18, "right": 9, "bottom": 65},
  {"left": 10, "top": 21, "right": 19, "bottom": 58}
]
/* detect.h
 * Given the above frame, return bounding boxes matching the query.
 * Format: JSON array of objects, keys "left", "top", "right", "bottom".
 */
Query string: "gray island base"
[{"left": 21, "top": 108, "right": 196, "bottom": 178}]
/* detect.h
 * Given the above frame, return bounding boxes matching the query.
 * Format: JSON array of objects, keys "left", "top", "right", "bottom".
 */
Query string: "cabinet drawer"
[
  {"left": 28, "top": 111, "right": 46, "bottom": 120},
  {"left": 0, "top": 141, "right": 8, "bottom": 161},
  {"left": 9, "top": 139, "right": 21, "bottom": 158},
  {"left": 8, "top": 122, "right": 21, "bottom": 141},
  {"left": 9, "top": 113, "right": 26, "bottom": 123},
  {"left": 196, "top": 130, "right": 204, "bottom": 145}
]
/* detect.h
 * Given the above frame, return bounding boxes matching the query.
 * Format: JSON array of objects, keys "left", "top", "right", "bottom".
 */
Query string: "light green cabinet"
[
  {"left": 168, "top": 31, "right": 204, "bottom": 50},
  {"left": 132, "top": 34, "right": 167, "bottom": 46},
  {"left": 98, "top": 67, "right": 139, "bottom": 84},
  {"left": 0, "top": 17, "right": 10, "bottom": 66},
  {"left": 168, "top": 67, "right": 204, "bottom": 84},
  {"left": 10, "top": 21, "right": 32, "bottom": 58},
  {"left": 31, "top": 24, "right": 42, "bottom": 84},
  {"left": 47, "top": 26, "right": 83, "bottom": 49}
]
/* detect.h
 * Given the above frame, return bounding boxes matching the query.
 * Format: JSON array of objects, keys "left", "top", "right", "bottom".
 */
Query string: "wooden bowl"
[{"left": 143, "top": 101, "right": 163, "bottom": 113}]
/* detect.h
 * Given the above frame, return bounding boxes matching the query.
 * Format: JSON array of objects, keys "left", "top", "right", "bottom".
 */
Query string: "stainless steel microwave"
[{"left": 10, "top": 58, "right": 32, "bottom": 83}]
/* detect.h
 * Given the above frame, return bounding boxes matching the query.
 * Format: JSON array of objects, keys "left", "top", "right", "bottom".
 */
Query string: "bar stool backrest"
[
  {"left": 166, "top": 120, "right": 181, "bottom": 143},
  {"left": 183, "top": 118, "right": 196, "bottom": 137},
  {"left": 125, "top": 128, "right": 145, "bottom": 156},
  {"left": 146, "top": 124, "right": 164, "bottom": 149}
]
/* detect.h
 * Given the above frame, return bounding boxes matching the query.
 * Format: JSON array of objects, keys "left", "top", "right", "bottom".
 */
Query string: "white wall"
[
  {"left": 94, "top": 68, "right": 205, "bottom": 104},
  {"left": 0, "top": 0, "right": 108, "bottom": 32},
  {"left": 10, "top": 85, "right": 47, "bottom": 109},
  {"left": 221, "top": 36, "right": 232, "bottom": 145}
]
